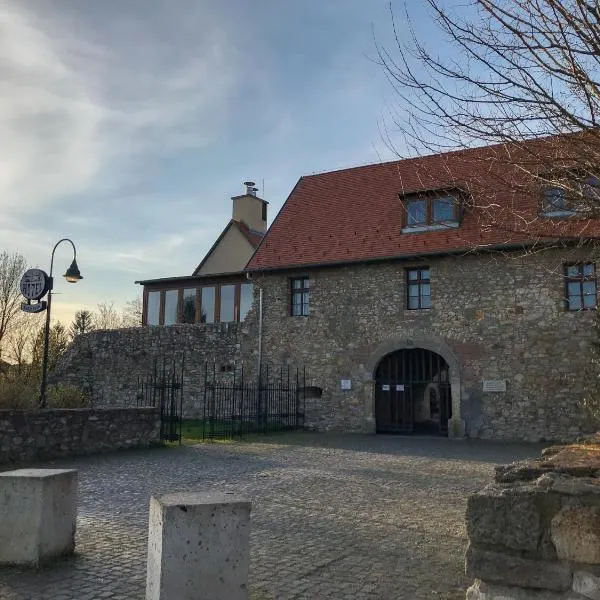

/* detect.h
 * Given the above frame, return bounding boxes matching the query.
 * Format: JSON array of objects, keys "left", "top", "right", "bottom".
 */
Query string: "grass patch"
[{"left": 180, "top": 419, "right": 300, "bottom": 443}]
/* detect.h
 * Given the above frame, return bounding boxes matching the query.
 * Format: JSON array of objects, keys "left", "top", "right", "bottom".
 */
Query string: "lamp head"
[{"left": 63, "top": 259, "right": 83, "bottom": 283}]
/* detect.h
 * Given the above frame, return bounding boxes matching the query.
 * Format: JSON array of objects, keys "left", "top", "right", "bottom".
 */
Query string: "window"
[
  {"left": 291, "top": 277, "right": 310, "bottom": 316},
  {"left": 541, "top": 174, "right": 600, "bottom": 216},
  {"left": 219, "top": 284, "right": 236, "bottom": 322},
  {"left": 201, "top": 287, "right": 215, "bottom": 323},
  {"left": 262, "top": 201, "right": 267, "bottom": 222},
  {"left": 147, "top": 291, "right": 160, "bottom": 325},
  {"left": 239, "top": 283, "right": 254, "bottom": 321},
  {"left": 182, "top": 288, "right": 196, "bottom": 324},
  {"left": 404, "top": 194, "right": 459, "bottom": 230},
  {"left": 542, "top": 187, "right": 571, "bottom": 215},
  {"left": 565, "top": 263, "right": 597, "bottom": 310},
  {"left": 164, "top": 290, "right": 178, "bottom": 325},
  {"left": 407, "top": 268, "right": 431, "bottom": 310}
]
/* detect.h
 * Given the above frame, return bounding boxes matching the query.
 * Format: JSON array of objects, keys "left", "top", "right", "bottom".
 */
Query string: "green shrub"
[
  {"left": 0, "top": 376, "right": 38, "bottom": 409},
  {"left": 46, "top": 384, "right": 89, "bottom": 409}
]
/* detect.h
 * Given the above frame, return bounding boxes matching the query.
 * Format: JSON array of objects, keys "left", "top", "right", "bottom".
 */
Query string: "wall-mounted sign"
[
  {"left": 21, "top": 301, "right": 47, "bottom": 314},
  {"left": 381, "top": 384, "right": 390, "bottom": 391},
  {"left": 483, "top": 379, "right": 507, "bottom": 393},
  {"left": 396, "top": 384, "right": 405, "bottom": 392},
  {"left": 20, "top": 269, "right": 49, "bottom": 301},
  {"left": 341, "top": 379, "right": 351, "bottom": 390}
]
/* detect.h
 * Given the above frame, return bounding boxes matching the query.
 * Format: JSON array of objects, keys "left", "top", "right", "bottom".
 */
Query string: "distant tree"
[
  {"left": 0, "top": 250, "right": 27, "bottom": 360},
  {"left": 70, "top": 310, "right": 95, "bottom": 339},
  {"left": 6, "top": 312, "right": 43, "bottom": 375},
  {"left": 122, "top": 296, "right": 142, "bottom": 328},
  {"left": 94, "top": 302, "right": 124, "bottom": 330},
  {"left": 31, "top": 321, "right": 70, "bottom": 372}
]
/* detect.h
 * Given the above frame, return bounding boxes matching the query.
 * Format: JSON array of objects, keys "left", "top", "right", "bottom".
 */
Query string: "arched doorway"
[{"left": 374, "top": 348, "right": 451, "bottom": 435}]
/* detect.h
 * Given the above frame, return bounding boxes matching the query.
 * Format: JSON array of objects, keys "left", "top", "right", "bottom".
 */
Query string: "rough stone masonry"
[
  {"left": 465, "top": 442, "right": 600, "bottom": 599},
  {"left": 57, "top": 246, "right": 600, "bottom": 441}
]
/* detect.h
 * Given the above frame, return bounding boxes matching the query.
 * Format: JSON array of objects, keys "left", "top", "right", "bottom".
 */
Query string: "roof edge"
[{"left": 245, "top": 237, "right": 591, "bottom": 274}]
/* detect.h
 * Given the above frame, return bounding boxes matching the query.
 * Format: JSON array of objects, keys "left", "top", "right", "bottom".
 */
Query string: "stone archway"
[{"left": 364, "top": 335, "right": 465, "bottom": 438}]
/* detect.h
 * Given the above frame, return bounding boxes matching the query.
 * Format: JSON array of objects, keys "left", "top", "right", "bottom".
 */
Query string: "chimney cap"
[{"left": 243, "top": 181, "right": 258, "bottom": 196}]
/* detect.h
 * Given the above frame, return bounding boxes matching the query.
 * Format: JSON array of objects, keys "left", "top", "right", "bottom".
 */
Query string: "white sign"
[
  {"left": 396, "top": 384, "right": 405, "bottom": 392},
  {"left": 483, "top": 380, "right": 507, "bottom": 393},
  {"left": 341, "top": 379, "right": 351, "bottom": 390},
  {"left": 382, "top": 384, "right": 390, "bottom": 391}
]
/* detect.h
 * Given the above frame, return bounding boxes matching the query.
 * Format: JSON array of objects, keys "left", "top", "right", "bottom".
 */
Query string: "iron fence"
[
  {"left": 136, "top": 358, "right": 184, "bottom": 443},
  {"left": 201, "top": 363, "right": 306, "bottom": 440}
]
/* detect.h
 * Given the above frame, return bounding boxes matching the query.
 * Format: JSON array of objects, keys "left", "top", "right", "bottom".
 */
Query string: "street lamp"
[{"left": 39, "top": 238, "right": 83, "bottom": 408}]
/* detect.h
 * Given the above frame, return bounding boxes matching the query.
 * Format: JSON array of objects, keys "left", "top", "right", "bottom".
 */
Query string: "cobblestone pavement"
[{"left": 0, "top": 433, "right": 541, "bottom": 600}]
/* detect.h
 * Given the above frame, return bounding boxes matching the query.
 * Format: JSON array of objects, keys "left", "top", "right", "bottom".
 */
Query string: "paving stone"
[{"left": 0, "top": 433, "right": 541, "bottom": 599}]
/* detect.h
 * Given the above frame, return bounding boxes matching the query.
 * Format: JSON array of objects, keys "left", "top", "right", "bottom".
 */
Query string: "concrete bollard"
[
  {"left": 0, "top": 468, "right": 78, "bottom": 566},
  {"left": 146, "top": 491, "right": 251, "bottom": 600}
]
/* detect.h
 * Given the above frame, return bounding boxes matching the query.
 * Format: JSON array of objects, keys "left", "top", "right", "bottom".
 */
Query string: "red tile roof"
[
  {"left": 233, "top": 219, "right": 264, "bottom": 248},
  {"left": 247, "top": 138, "right": 600, "bottom": 271}
]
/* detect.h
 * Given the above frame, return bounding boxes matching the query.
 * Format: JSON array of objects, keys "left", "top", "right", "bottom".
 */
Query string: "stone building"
[{"left": 60, "top": 138, "right": 600, "bottom": 441}]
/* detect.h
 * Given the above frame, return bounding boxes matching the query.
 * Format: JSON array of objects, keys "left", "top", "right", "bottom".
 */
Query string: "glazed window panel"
[
  {"left": 291, "top": 277, "right": 310, "bottom": 316},
  {"left": 406, "top": 199, "right": 427, "bottom": 226},
  {"left": 182, "top": 288, "right": 196, "bottom": 324},
  {"left": 406, "top": 268, "right": 431, "bottom": 310},
  {"left": 164, "top": 289, "right": 179, "bottom": 325},
  {"left": 239, "top": 283, "right": 254, "bottom": 322},
  {"left": 432, "top": 196, "right": 455, "bottom": 222},
  {"left": 201, "top": 287, "right": 215, "bottom": 323},
  {"left": 147, "top": 291, "right": 160, "bottom": 325},
  {"left": 220, "top": 284, "right": 235, "bottom": 323},
  {"left": 565, "top": 263, "right": 597, "bottom": 311}
]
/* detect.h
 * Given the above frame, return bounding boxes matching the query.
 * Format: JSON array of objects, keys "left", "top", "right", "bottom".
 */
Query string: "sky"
[{"left": 0, "top": 0, "right": 439, "bottom": 325}]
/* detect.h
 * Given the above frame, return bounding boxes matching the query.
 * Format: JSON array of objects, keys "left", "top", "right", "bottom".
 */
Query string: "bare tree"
[
  {"left": 6, "top": 312, "right": 43, "bottom": 375},
  {"left": 94, "top": 302, "right": 124, "bottom": 330},
  {"left": 0, "top": 250, "right": 27, "bottom": 360},
  {"left": 122, "top": 296, "right": 142, "bottom": 328},
  {"left": 376, "top": 0, "right": 600, "bottom": 213}
]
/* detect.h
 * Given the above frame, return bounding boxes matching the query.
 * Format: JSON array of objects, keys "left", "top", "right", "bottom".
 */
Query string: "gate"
[
  {"left": 137, "top": 358, "right": 184, "bottom": 443},
  {"left": 375, "top": 348, "right": 451, "bottom": 435},
  {"left": 201, "top": 363, "right": 306, "bottom": 440}
]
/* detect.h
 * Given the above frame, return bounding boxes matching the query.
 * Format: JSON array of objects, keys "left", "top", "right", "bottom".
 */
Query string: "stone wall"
[
  {"left": 56, "top": 246, "right": 598, "bottom": 441},
  {"left": 465, "top": 443, "right": 600, "bottom": 599},
  {"left": 254, "top": 246, "right": 599, "bottom": 440},
  {"left": 0, "top": 408, "right": 161, "bottom": 464},
  {"left": 56, "top": 321, "right": 258, "bottom": 418}
]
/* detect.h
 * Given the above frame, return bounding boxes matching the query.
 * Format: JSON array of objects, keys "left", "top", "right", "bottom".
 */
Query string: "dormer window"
[
  {"left": 402, "top": 193, "right": 461, "bottom": 232},
  {"left": 541, "top": 173, "right": 600, "bottom": 217},
  {"left": 542, "top": 187, "right": 569, "bottom": 214}
]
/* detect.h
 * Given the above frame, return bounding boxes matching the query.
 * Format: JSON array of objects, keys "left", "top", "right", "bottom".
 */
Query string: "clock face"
[{"left": 20, "top": 269, "right": 49, "bottom": 301}]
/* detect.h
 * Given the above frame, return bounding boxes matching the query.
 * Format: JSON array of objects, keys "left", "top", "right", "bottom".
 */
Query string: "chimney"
[{"left": 232, "top": 180, "right": 268, "bottom": 233}]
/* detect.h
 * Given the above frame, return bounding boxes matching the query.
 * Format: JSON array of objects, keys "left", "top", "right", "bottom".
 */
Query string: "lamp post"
[{"left": 39, "top": 238, "right": 83, "bottom": 408}]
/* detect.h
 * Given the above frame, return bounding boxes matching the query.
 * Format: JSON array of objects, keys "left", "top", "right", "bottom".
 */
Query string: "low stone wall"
[
  {"left": 465, "top": 443, "right": 600, "bottom": 599},
  {"left": 0, "top": 408, "right": 161, "bottom": 464}
]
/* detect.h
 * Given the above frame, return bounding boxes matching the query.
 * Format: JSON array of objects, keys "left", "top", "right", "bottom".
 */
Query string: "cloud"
[{"left": 0, "top": 2, "right": 104, "bottom": 213}]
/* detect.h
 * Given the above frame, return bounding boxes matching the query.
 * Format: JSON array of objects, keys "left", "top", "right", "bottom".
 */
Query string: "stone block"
[
  {"left": 146, "top": 491, "right": 251, "bottom": 600},
  {"left": 465, "top": 545, "right": 572, "bottom": 591},
  {"left": 466, "top": 579, "right": 582, "bottom": 599},
  {"left": 573, "top": 570, "right": 600, "bottom": 600},
  {"left": 0, "top": 468, "right": 77, "bottom": 566},
  {"left": 552, "top": 505, "right": 600, "bottom": 563},
  {"left": 466, "top": 486, "right": 541, "bottom": 552}
]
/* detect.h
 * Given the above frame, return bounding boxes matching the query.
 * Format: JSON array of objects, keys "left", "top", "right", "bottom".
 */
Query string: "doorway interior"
[{"left": 374, "top": 348, "right": 451, "bottom": 435}]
